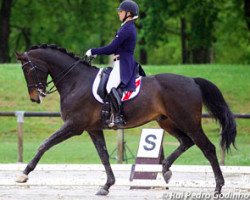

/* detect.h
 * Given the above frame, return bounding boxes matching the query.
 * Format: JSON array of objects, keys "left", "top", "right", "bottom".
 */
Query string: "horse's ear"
[{"left": 15, "top": 51, "right": 23, "bottom": 60}]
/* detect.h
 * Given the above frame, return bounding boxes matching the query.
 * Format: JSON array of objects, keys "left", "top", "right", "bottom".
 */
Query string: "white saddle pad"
[{"left": 92, "top": 69, "right": 142, "bottom": 103}]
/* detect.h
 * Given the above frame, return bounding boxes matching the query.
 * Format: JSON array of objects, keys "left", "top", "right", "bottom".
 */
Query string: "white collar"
[{"left": 121, "top": 16, "right": 138, "bottom": 26}]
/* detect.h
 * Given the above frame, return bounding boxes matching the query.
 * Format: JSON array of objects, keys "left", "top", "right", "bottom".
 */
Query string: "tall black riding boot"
[{"left": 108, "top": 87, "right": 125, "bottom": 127}]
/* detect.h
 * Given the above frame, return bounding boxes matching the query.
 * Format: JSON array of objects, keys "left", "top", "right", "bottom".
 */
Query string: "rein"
[
  {"left": 46, "top": 60, "right": 81, "bottom": 94},
  {"left": 46, "top": 56, "right": 93, "bottom": 94}
]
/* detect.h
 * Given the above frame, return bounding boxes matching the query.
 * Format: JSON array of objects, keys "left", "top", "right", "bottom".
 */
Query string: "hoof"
[
  {"left": 15, "top": 174, "right": 28, "bottom": 183},
  {"left": 214, "top": 186, "right": 222, "bottom": 195},
  {"left": 163, "top": 170, "right": 172, "bottom": 183},
  {"left": 95, "top": 187, "right": 109, "bottom": 196},
  {"left": 214, "top": 181, "right": 224, "bottom": 195}
]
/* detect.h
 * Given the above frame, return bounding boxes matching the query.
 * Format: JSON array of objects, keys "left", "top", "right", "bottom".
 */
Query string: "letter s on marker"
[{"left": 143, "top": 134, "right": 157, "bottom": 151}]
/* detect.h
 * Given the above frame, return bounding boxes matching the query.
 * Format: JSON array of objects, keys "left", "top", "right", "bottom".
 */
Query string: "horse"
[{"left": 15, "top": 44, "right": 236, "bottom": 196}]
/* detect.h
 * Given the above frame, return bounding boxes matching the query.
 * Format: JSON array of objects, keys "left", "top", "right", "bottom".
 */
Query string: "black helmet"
[{"left": 117, "top": 0, "right": 139, "bottom": 17}]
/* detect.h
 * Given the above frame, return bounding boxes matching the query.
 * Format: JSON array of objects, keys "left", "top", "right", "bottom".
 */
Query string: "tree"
[
  {"left": 91, "top": 0, "right": 118, "bottom": 64},
  {"left": 135, "top": 7, "right": 147, "bottom": 65},
  {"left": 180, "top": 17, "right": 188, "bottom": 63},
  {"left": 244, "top": 0, "right": 250, "bottom": 30},
  {"left": 0, "top": 0, "right": 13, "bottom": 63},
  {"left": 10, "top": 0, "right": 112, "bottom": 57},
  {"left": 213, "top": 0, "right": 250, "bottom": 64},
  {"left": 140, "top": 0, "right": 219, "bottom": 64},
  {"left": 188, "top": 0, "right": 218, "bottom": 63},
  {"left": 5, "top": 0, "right": 250, "bottom": 64},
  {"left": 140, "top": 0, "right": 188, "bottom": 63}
]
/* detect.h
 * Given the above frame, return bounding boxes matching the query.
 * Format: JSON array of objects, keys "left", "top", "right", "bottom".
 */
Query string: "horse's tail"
[{"left": 194, "top": 78, "right": 237, "bottom": 152}]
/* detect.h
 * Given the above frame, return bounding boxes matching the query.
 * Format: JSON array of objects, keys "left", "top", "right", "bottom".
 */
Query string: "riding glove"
[{"left": 85, "top": 49, "right": 97, "bottom": 58}]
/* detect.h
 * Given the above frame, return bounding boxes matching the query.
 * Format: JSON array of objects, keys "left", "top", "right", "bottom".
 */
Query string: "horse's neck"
[{"left": 47, "top": 57, "right": 96, "bottom": 97}]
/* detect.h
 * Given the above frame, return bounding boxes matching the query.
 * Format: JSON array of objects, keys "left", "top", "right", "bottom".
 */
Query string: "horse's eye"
[
  {"left": 24, "top": 68, "right": 31, "bottom": 75},
  {"left": 23, "top": 68, "right": 28, "bottom": 73}
]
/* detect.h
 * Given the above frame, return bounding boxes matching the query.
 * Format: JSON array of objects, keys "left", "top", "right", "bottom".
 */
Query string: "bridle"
[
  {"left": 21, "top": 52, "right": 82, "bottom": 97},
  {"left": 22, "top": 53, "right": 48, "bottom": 97}
]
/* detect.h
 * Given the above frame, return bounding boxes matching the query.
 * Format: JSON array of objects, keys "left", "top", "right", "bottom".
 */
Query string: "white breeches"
[{"left": 106, "top": 60, "right": 121, "bottom": 94}]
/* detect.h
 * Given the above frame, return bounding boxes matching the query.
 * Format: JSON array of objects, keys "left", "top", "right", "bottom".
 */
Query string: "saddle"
[
  {"left": 97, "top": 62, "right": 145, "bottom": 99},
  {"left": 93, "top": 63, "right": 146, "bottom": 127},
  {"left": 97, "top": 67, "right": 115, "bottom": 100}
]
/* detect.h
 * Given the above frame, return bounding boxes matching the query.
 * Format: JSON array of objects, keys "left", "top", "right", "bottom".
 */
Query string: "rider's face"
[{"left": 118, "top": 10, "right": 126, "bottom": 21}]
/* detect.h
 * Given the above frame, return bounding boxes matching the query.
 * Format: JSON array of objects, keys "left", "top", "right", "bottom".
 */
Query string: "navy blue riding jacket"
[{"left": 91, "top": 20, "right": 137, "bottom": 91}]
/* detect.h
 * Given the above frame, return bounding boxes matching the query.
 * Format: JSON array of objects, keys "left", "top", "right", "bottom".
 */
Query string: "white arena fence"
[{"left": 0, "top": 111, "right": 249, "bottom": 163}]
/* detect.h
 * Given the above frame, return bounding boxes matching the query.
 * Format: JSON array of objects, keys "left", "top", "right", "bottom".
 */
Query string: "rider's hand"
[
  {"left": 85, "top": 49, "right": 96, "bottom": 58},
  {"left": 85, "top": 49, "right": 92, "bottom": 57}
]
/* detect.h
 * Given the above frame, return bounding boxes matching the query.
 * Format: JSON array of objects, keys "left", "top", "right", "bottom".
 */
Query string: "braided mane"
[{"left": 28, "top": 44, "right": 93, "bottom": 67}]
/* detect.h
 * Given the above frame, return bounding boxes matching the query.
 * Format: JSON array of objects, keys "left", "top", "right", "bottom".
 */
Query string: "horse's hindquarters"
[{"left": 122, "top": 74, "right": 203, "bottom": 132}]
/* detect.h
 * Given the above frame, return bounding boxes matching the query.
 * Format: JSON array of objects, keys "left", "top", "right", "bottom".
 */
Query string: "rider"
[{"left": 85, "top": 0, "right": 139, "bottom": 127}]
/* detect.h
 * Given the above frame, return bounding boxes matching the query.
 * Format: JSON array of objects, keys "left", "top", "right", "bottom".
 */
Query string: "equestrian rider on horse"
[{"left": 85, "top": 0, "right": 139, "bottom": 127}]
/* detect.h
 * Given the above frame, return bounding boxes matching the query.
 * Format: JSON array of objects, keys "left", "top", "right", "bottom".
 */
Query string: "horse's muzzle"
[
  {"left": 29, "top": 91, "right": 40, "bottom": 104},
  {"left": 30, "top": 98, "right": 41, "bottom": 104}
]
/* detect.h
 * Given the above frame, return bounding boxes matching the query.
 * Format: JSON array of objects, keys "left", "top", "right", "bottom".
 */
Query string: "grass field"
[{"left": 0, "top": 64, "right": 249, "bottom": 165}]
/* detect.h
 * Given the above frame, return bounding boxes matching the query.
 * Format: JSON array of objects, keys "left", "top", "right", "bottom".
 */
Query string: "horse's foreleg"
[
  {"left": 16, "top": 122, "right": 81, "bottom": 183},
  {"left": 88, "top": 131, "right": 115, "bottom": 196}
]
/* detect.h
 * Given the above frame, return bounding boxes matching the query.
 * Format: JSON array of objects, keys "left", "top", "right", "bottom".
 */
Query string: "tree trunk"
[
  {"left": 244, "top": 0, "right": 250, "bottom": 30},
  {"left": 191, "top": 48, "right": 211, "bottom": 64},
  {"left": 0, "top": 0, "right": 12, "bottom": 63},
  {"left": 139, "top": 47, "right": 147, "bottom": 65},
  {"left": 138, "top": 10, "right": 147, "bottom": 65},
  {"left": 180, "top": 17, "right": 188, "bottom": 64},
  {"left": 190, "top": 14, "right": 213, "bottom": 64},
  {"left": 21, "top": 27, "right": 31, "bottom": 50},
  {"left": 139, "top": 37, "right": 147, "bottom": 64}
]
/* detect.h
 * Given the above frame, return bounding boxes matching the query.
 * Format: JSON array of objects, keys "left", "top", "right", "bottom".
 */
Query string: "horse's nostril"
[{"left": 30, "top": 98, "right": 41, "bottom": 104}]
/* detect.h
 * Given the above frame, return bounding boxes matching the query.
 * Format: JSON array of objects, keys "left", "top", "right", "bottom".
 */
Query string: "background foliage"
[{"left": 1, "top": 0, "right": 250, "bottom": 64}]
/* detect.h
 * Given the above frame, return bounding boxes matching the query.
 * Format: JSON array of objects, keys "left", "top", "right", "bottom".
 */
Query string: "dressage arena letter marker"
[
  {"left": 137, "top": 129, "right": 164, "bottom": 158},
  {"left": 130, "top": 129, "right": 164, "bottom": 189}
]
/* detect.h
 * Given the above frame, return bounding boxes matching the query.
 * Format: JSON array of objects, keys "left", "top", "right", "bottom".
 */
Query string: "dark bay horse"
[{"left": 16, "top": 44, "right": 236, "bottom": 195}]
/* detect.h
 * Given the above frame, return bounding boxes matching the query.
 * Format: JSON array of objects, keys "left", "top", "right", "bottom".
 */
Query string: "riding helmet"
[{"left": 117, "top": 0, "right": 139, "bottom": 17}]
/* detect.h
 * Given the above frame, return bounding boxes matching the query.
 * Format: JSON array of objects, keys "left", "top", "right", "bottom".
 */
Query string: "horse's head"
[
  {"left": 16, "top": 44, "right": 96, "bottom": 103},
  {"left": 16, "top": 51, "right": 49, "bottom": 103}
]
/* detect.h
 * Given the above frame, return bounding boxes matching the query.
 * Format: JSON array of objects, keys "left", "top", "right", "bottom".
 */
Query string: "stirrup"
[
  {"left": 107, "top": 114, "right": 115, "bottom": 128},
  {"left": 108, "top": 114, "right": 125, "bottom": 128},
  {"left": 114, "top": 115, "right": 125, "bottom": 126},
  {"left": 108, "top": 122, "right": 115, "bottom": 128}
]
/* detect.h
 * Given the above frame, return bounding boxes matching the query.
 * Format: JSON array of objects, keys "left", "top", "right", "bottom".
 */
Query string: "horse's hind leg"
[
  {"left": 88, "top": 131, "right": 115, "bottom": 196},
  {"left": 188, "top": 127, "right": 224, "bottom": 194},
  {"left": 16, "top": 122, "right": 82, "bottom": 183},
  {"left": 157, "top": 119, "right": 194, "bottom": 183}
]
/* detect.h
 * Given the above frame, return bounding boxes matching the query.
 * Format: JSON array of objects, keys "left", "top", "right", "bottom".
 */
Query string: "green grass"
[{"left": 0, "top": 64, "right": 249, "bottom": 165}]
